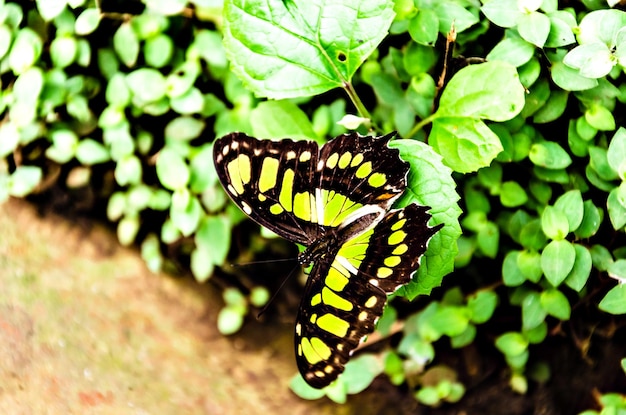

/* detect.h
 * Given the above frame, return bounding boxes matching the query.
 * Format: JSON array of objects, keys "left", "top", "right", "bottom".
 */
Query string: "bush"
[{"left": 1, "top": 0, "right": 626, "bottom": 411}]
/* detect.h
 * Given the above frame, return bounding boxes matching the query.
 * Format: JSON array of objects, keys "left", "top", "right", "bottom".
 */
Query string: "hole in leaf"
[{"left": 337, "top": 52, "right": 347, "bottom": 62}]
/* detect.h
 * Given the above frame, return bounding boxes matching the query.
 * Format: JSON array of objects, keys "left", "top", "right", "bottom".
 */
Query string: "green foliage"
[{"left": 1, "top": 0, "right": 626, "bottom": 411}]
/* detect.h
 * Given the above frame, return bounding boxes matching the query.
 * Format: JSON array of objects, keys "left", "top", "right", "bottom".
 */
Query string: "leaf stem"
[
  {"left": 407, "top": 113, "right": 436, "bottom": 140},
  {"left": 343, "top": 81, "right": 379, "bottom": 131}
]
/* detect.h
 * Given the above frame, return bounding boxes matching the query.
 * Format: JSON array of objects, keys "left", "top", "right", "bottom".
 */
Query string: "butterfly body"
[{"left": 213, "top": 132, "right": 441, "bottom": 388}]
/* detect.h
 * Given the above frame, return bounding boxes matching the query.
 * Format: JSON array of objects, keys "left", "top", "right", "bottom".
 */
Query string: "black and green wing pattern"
[{"left": 212, "top": 131, "right": 442, "bottom": 389}]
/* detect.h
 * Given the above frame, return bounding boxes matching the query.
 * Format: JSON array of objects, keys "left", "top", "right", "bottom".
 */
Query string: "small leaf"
[
  {"left": 564, "top": 244, "right": 592, "bottom": 292},
  {"left": 522, "top": 292, "right": 546, "bottom": 331},
  {"left": 8, "top": 28, "right": 43, "bottom": 74},
  {"left": 540, "top": 289, "right": 571, "bottom": 320},
  {"left": 553, "top": 190, "right": 584, "bottom": 233},
  {"left": 113, "top": 22, "right": 139, "bottom": 67},
  {"left": 289, "top": 375, "right": 327, "bottom": 400},
  {"left": 75, "top": 139, "right": 110, "bottom": 165},
  {"left": 0, "top": 123, "right": 20, "bottom": 158},
  {"left": 608, "top": 186, "right": 626, "bottom": 230},
  {"left": 574, "top": 200, "right": 602, "bottom": 239},
  {"left": 607, "top": 127, "right": 626, "bottom": 179},
  {"left": 585, "top": 104, "right": 616, "bottom": 131},
  {"left": 517, "top": 250, "right": 543, "bottom": 283},
  {"left": 503, "top": 251, "right": 526, "bottom": 286},
  {"left": 541, "top": 239, "right": 576, "bottom": 287},
  {"left": 608, "top": 259, "right": 626, "bottom": 281},
  {"left": 500, "top": 181, "right": 528, "bottom": 207},
  {"left": 529, "top": 142, "right": 572, "bottom": 169},
  {"left": 477, "top": 221, "right": 499, "bottom": 258},
  {"left": 156, "top": 148, "right": 190, "bottom": 190},
  {"left": 126, "top": 68, "right": 167, "bottom": 103},
  {"left": 517, "top": 11, "right": 550, "bottom": 48},
  {"left": 599, "top": 284, "right": 626, "bottom": 315},
  {"left": 117, "top": 214, "right": 140, "bottom": 246},
  {"left": 495, "top": 332, "right": 529, "bottom": 357},
  {"left": 217, "top": 305, "right": 245, "bottom": 335},
  {"left": 164, "top": 117, "right": 205, "bottom": 142},
  {"left": 541, "top": 206, "right": 569, "bottom": 240},
  {"left": 75, "top": 8, "right": 101, "bottom": 35},
  {"left": 8, "top": 166, "right": 42, "bottom": 197},
  {"left": 36, "top": 0, "right": 67, "bottom": 21}
]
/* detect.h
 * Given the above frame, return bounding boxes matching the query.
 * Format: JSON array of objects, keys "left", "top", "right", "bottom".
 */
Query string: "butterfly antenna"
[
  {"left": 230, "top": 258, "right": 296, "bottom": 268},
  {"left": 257, "top": 264, "right": 301, "bottom": 319}
]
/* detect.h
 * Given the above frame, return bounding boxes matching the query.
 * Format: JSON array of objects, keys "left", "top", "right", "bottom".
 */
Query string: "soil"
[{"left": 1, "top": 199, "right": 625, "bottom": 414}]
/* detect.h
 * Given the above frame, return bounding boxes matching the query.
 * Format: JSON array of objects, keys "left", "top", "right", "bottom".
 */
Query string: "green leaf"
[
  {"left": 113, "top": 22, "right": 139, "bottom": 67},
  {"left": 503, "top": 251, "right": 526, "bottom": 286},
  {"left": 500, "top": 181, "right": 528, "bottom": 207},
  {"left": 553, "top": 190, "right": 584, "bottom": 233},
  {"left": 75, "top": 139, "right": 110, "bottom": 165},
  {"left": 541, "top": 239, "right": 576, "bottom": 287},
  {"left": 608, "top": 259, "right": 626, "bottom": 281},
  {"left": 165, "top": 117, "right": 205, "bottom": 142},
  {"left": 529, "top": 141, "right": 572, "bottom": 169},
  {"left": 117, "top": 214, "right": 140, "bottom": 246},
  {"left": 144, "top": 33, "right": 174, "bottom": 68},
  {"left": 467, "top": 291, "right": 497, "bottom": 324},
  {"left": 408, "top": 8, "right": 438, "bottom": 46},
  {"left": 481, "top": 0, "right": 522, "bottom": 28},
  {"left": 585, "top": 104, "right": 616, "bottom": 131},
  {"left": 0, "top": 123, "right": 20, "bottom": 158},
  {"left": 429, "top": 306, "right": 470, "bottom": 337},
  {"left": 250, "top": 100, "right": 318, "bottom": 141},
  {"left": 549, "top": 50, "right": 598, "bottom": 92},
  {"left": 156, "top": 148, "right": 190, "bottom": 190},
  {"left": 540, "top": 289, "right": 571, "bottom": 320},
  {"left": 541, "top": 206, "right": 569, "bottom": 240},
  {"left": 607, "top": 127, "right": 626, "bottom": 179},
  {"left": 341, "top": 354, "right": 383, "bottom": 394},
  {"left": 599, "top": 284, "right": 626, "bottom": 315},
  {"left": 564, "top": 244, "right": 592, "bottom": 292},
  {"left": 563, "top": 43, "right": 614, "bottom": 78},
  {"left": 524, "top": 321, "right": 548, "bottom": 344},
  {"left": 114, "top": 155, "right": 142, "bottom": 186},
  {"left": 391, "top": 139, "right": 461, "bottom": 297},
  {"left": 8, "top": 28, "right": 43, "bottom": 74},
  {"left": 487, "top": 35, "right": 535, "bottom": 67},
  {"left": 217, "top": 305, "right": 245, "bottom": 335},
  {"left": 477, "top": 221, "right": 499, "bottom": 258},
  {"left": 520, "top": 219, "right": 548, "bottom": 251},
  {"left": 430, "top": 116, "right": 503, "bottom": 173},
  {"left": 170, "top": 191, "right": 202, "bottom": 236},
  {"left": 36, "top": 0, "right": 67, "bottom": 21},
  {"left": 545, "top": 11, "right": 576, "bottom": 48},
  {"left": 75, "top": 8, "right": 101, "bottom": 35},
  {"left": 495, "top": 332, "right": 528, "bottom": 357},
  {"left": 50, "top": 36, "right": 77, "bottom": 68},
  {"left": 608, "top": 185, "right": 626, "bottom": 230},
  {"left": 437, "top": 61, "right": 525, "bottom": 121},
  {"left": 191, "top": 246, "right": 215, "bottom": 282},
  {"left": 170, "top": 87, "right": 205, "bottom": 115},
  {"left": 8, "top": 166, "right": 42, "bottom": 197},
  {"left": 521, "top": 291, "right": 546, "bottom": 331},
  {"left": 289, "top": 375, "right": 326, "bottom": 400},
  {"left": 575, "top": 200, "right": 602, "bottom": 239},
  {"left": 589, "top": 146, "right": 619, "bottom": 181},
  {"left": 517, "top": 250, "right": 543, "bottom": 283},
  {"left": 196, "top": 215, "right": 231, "bottom": 267},
  {"left": 517, "top": 11, "right": 550, "bottom": 48},
  {"left": 222, "top": 0, "right": 395, "bottom": 99},
  {"left": 126, "top": 68, "right": 167, "bottom": 103}
]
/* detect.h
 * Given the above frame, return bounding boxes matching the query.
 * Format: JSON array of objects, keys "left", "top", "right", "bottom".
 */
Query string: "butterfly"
[{"left": 213, "top": 131, "right": 442, "bottom": 388}]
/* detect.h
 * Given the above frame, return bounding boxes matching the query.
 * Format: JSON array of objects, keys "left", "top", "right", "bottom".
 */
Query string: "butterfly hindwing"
[
  {"left": 212, "top": 132, "right": 409, "bottom": 245},
  {"left": 294, "top": 204, "right": 443, "bottom": 388}
]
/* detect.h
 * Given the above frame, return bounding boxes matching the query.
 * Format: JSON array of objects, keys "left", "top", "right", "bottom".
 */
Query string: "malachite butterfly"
[{"left": 213, "top": 131, "right": 442, "bottom": 388}]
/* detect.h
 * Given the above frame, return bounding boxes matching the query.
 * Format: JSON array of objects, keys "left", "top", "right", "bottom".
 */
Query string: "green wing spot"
[
  {"left": 338, "top": 152, "right": 352, "bottom": 169},
  {"left": 350, "top": 153, "right": 364, "bottom": 167},
  {"left": 384, "top": 256, "right": 401, "bottom": 267},
  {"left": 301, "top": 337, "right": 330, "bottom": 364},
  {"left": 258, "top": 194, "right": 267, "bottom": 202},
  {"left": 322, "top": 287, "right": 353, "bottom": 311},
  {"left": 391, "top": 219, "right": 406, "bottom": 231},
  {"left": 317, "top": 313, "right": 350, "bottom": 337},
  {"left": 259, "top": 157, "right": 279, "bottom": 192},
  {"left": 326, "top": 266, "right": 350, "bottom": 291},
  {"left": 311, "top": 293, "right": 322, "bottom": 306},
  {"left": 392, "top": 244, "right": 408, "bottom": 255},
  {"left": 270, "top": 203, "right": 284, "bottom": 215},
  {"left": 388, "top": 230, "right": 407, "bottom": 245},
  {"left": 279, "top": 168, "right": 295, "bottom": 212},
  {"left": 355, "top": 161, "right": 372, "bottom": 179},
  {"left": 294, "top": 191, "right": 312, "bottom": 221},
  {"left": 367, "top": 172, "right": 387, "bottom": 188},
  {"left": 326, "top": 152, "right": 339, "bottom": 168},
  {"left": 377, "top": 267, "right": 393, "bottom": 278}
]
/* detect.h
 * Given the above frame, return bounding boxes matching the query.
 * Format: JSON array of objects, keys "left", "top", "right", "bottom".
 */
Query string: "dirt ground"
[
  {"left": 0, "top": 199, "right": 418, "bottom": 415},
  {"left": 2, "top": 198, "right": 625, "bottom": 415}
]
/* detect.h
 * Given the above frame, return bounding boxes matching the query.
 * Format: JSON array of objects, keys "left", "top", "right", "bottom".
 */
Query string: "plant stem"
[{"left": 343, "top": 81, "right": 379, "bottom": 132}]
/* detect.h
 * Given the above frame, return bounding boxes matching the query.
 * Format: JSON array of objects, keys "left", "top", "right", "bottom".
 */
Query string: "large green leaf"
[{"left": 222, "top": 0, "right": 394, "bottom": 98}]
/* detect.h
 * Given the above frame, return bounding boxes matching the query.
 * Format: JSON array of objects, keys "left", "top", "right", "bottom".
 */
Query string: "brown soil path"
[{"left": 0, "top": 199, "right": 409, "bottom": 415}]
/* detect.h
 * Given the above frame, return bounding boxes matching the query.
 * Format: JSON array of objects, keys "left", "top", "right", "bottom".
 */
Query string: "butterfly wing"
[
  {"left": 294, "top": 203, "right": 442, "bottom": 388},
  {"left": 213, "top": 132, "right": 409, "bottom": 245}
]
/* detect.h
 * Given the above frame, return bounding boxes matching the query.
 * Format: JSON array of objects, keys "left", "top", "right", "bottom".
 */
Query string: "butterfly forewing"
[
  {"left": 212, "top": 132, "right": 409, "bottom": 245},
  {"left": 294, "top": 204, "right": 442, "bottom": 388}
]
